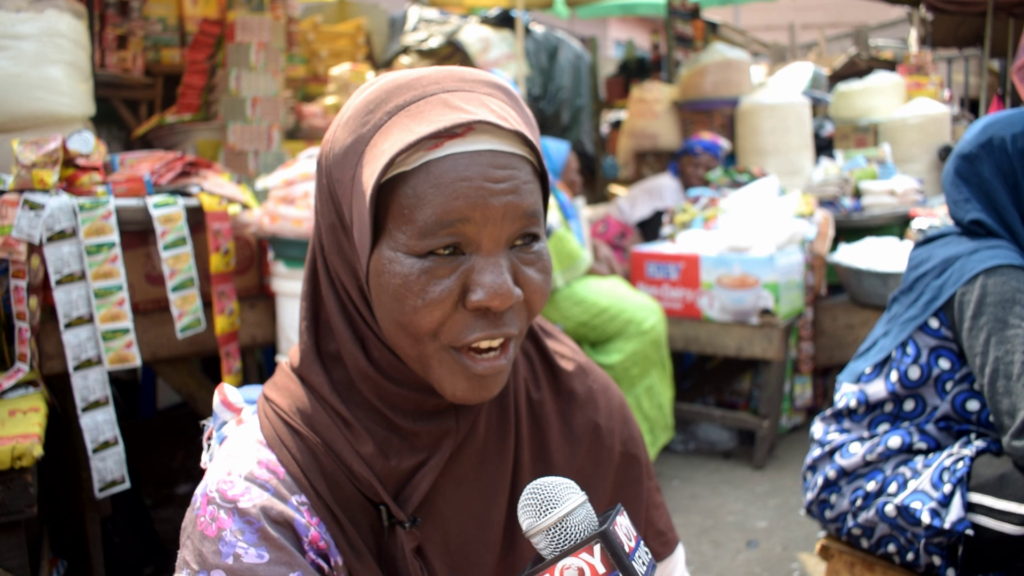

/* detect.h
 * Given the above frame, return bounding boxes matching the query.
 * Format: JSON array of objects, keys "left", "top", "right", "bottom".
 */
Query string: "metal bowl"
[{"left": 830, "top": 260, "right": 904, "bottom": 309}]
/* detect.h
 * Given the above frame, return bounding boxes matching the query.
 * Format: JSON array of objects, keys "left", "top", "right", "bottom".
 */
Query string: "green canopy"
[{"left": 549, "top": 0, "right": 772, "bottom": 20}]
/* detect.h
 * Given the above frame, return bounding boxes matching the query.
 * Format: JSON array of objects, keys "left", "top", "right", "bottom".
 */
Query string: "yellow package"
[{"left": 0, "top": 391, "right": 48, "bottom": 470}]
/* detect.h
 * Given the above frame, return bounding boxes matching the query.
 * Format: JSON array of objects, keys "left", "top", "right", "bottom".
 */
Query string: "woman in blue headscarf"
[
  {"left": 615, "top": 131, "right": 732, "bottom": 242},
  {"left": 803, "top": 110, "right": 1024, "bottom": 575},
  {"left": 539, "top": 135, "right": 676, "bottom": 459}
]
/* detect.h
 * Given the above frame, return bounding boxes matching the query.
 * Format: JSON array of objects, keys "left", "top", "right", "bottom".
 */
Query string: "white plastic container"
[
  {"left": 735, "top": 87, "right": 815, "bottom": 191},
  {"left": 877, "top": 97, "right": 952, "bottom": 197},
  {"left": 269, "top": 260, "right": 304, "bottom": 362},
  {"left": 829, "top": 71, "right": 907, "bottom": 122},
  {"left": 676, "top": 41, "right": 753, "bottom": 102}
]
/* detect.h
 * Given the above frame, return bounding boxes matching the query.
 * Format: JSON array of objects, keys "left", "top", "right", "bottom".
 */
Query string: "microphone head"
[{"left": 517, "top": 476, "right": 600, "bottom": 560}]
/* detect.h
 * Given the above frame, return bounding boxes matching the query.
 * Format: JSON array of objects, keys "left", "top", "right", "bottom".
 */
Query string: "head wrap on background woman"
[
  {"left": 257, "top": 67, "right": 678, "bottom": 576},
  {"left": 667, "top": 130, "right": 732, "bottom": 177},
  {"left": 540, "top": 135, "right": 586, "bottom": 245},
  {"left": 837, "top": 109, "right": 1024, "bottom": 385}
]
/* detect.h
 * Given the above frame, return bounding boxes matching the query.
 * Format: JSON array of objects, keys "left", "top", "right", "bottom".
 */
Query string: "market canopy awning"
[
  {"left": 873, "top": 0, "right": 1023, "bottom": 54},
  {"left": 559, "top": 0, "right": 773, "bottom": 19}
]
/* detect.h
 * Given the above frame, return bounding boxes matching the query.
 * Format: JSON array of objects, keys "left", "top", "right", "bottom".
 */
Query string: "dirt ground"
[{"left": 655, "top": 427, "right": 825, "bottom": 576}]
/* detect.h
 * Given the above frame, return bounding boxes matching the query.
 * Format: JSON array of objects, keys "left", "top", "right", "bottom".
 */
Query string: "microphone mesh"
[{"left": 517, "top": 477, "right": 600, "bottom": 560}]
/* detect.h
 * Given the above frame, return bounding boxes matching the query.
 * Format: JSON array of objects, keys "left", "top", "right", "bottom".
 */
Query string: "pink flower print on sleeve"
[
  {"left": 289, "top": 494, "right": 343, "bottom": 574},
  {"left": 216, "top": 474, "right": 269, "bottom": 509},
  {"left": 196, "top": 493, "right": 234, "bottom": 538}
]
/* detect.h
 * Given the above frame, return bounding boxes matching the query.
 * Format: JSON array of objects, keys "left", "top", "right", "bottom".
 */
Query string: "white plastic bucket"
[{"left": 269, "top": 260, "right": 304, "bottom": 362}]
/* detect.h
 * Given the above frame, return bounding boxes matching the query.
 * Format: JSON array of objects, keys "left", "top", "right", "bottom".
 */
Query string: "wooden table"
[
  {"left": 668, "top": 316, "right": 794, "bottom": 468},
  {"left": 816, "top": 537, "right": 915, "bottom": 576},
  {"left": 814, "top": 295, "right": 884, "bottom": 370}
]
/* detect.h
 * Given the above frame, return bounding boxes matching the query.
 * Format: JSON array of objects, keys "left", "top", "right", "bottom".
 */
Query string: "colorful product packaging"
[
  {"left": 10, "top": 136, "right": 63, "bottom": 192},
  {"left": 74, "top": 196, "right": 142, "bottom": 371},
  {"left": 199, "top": 192, "right": 242, "bottom": 385},
  {"left": 11, "top": 192, "right": 52, "bottom": 245},
  {"left": 0, "top": 193, "right": 28, "bottom": 262},
  {"left": 629, "top": 241, "right": 806, "bottom": 325},
  {"left": 41, "top": 194, "right": 131, "bottom": 498},
  {"left": 145, "top": 194, "right": 207, "bottom": 339},
  {"left": 0, "top": 261, "right": 32, "bottom": 395}
]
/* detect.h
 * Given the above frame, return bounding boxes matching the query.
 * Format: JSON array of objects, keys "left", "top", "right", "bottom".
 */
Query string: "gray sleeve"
[{"left": 953, "top": 266, "right": 1024, "bottom": 468}]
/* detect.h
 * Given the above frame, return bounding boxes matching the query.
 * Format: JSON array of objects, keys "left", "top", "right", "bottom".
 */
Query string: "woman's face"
[
  {"left": 560, "top": 150, "right": 584, "bottom": 197},
  {"left": 677, "top": 152, "right": 719, "bottom": 189},
  {"left": 368, "top": 151, "right": 552, "bottom": 405}
]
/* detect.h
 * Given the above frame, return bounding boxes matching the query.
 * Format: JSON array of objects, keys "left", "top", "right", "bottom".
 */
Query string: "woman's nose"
[{"left": 464, "top": 256, "right": 524, "bottom": 313}]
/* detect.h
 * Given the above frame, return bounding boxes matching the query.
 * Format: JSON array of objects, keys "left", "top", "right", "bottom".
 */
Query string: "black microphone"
[{"left": 517, "top": 476, "right": 657, "bottom": 576}]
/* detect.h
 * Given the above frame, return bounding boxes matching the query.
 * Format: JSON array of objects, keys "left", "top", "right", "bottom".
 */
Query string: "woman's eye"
[
  {"left": 513, "top": 233, "right": 540, "bottom": 248},
  {"left": 429, "top": 245, "right": 462, "bottom": 257}
]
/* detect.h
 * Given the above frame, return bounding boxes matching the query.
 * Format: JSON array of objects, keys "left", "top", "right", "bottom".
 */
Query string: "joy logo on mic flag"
[
  {"left": 534, "top": 541, "right": 614, "bottom": 576},
  {"left": 611, "top": 510, "right": 655, "bottom": 576}
]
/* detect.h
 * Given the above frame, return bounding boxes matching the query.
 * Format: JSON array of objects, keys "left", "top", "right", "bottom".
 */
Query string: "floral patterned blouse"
[
  {"left": 176, "top": 384, "right": 692, "bottom": 576},
  {"left": 175, "top": 384, "right": 345, "bottom": 576}
]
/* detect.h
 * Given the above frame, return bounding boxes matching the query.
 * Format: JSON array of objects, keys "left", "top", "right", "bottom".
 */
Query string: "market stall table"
[{"left": 668, "top": 315, "right": 794, "bottom": 468}]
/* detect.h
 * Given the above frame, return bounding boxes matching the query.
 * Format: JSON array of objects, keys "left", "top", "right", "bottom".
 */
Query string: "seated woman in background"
[
  {"left": 613, "top": 131, "right": 731, "bottom": 242},
  {"left": 803, "top": 110, "right": 1024, "bottom": 576},
  {"left": 176, "top": 68, "right": 690, "bottom": 576},
  {"left": 540, "top": 135, "right": 676, "bottom": 459}
]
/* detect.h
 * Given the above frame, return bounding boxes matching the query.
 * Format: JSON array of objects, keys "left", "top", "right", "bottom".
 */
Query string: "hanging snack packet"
[
  {"left": 92, "top": 283, "right": 133, "bottom": 327},
  {"left": 200, "top": 192, "right": 242, "bottom": 385},
  {"left": 11, "top": 192, "right": 51, "bottom": 245},
  {"left": 98, "top": 327, "right": 140, "bottom": 370},
  {"left": 146, "top": 194, "right": 206, "bottom": 339},
  {"left": 11, "top": 135, "right": 63, "bottom": 191},
  {"left": 76, "top": 197, "right": 120, "bottom": 241},
  {"left": 84, "top": 241, "right": 125, "bottom": 284}
]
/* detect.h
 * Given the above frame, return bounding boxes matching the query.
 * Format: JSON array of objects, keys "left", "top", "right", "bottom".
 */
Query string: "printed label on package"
[
  {"left": 11, "top": 192, "right": 50, "bottom": 244},
  {"left": 53, "top": 282, "right": 95, "bottom": 331},
  {"left": 43, "top": 194, "right": 78, "bottom": 243},
  {"left": 76, "top": 196, "right": 120, "bottom": 242},
  {"left": 91, "top": 283, "right": 134, "bottom": 326},
  {"left": 61, "top": 324, "right": 103, "bottom": 373},
  {"left": 70, "top": 366, "right": 113, "bottom": 414},
  {"left": 43, "top": 239, "right": 86, "bottom": 288},
  {"left": 88, "top": 443, "right": 131, "bottom": 499}
]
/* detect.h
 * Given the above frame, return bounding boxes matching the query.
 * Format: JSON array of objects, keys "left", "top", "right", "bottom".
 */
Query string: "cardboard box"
[
  {"left": 833, "top": 122, "right": 877, "bottom": 150},
  {"left": 629, "top": 241, "right": 805, "bottom": 324},
  {"left": 121, "top": 223, "right": 265, "bottom": 312}
]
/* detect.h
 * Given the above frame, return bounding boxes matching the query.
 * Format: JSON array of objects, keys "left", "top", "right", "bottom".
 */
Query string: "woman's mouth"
[
  {"left": 468, "top": 338, "right": 505, "bottom": 358},
  {"left": 453, "top": 336, "right": 514, "bottom": 375}
]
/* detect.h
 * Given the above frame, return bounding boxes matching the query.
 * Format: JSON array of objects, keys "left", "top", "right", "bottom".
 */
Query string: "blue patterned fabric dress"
[{"left": 803, "top": 309, "right": 1001, "bottom": 575}]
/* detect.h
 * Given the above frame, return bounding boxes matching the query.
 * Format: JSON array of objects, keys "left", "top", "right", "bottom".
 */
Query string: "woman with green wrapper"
[{"left": 539, "top": 135, "right": 675, "bottom": 459}]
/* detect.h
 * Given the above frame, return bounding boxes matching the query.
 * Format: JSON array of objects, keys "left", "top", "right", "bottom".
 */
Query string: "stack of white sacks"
[{"left": 0, "top": 0, "right": 96, "bottom": 171}]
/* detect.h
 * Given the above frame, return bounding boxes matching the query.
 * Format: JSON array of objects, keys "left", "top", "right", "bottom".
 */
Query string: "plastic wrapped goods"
[
  {"left": 877, "top": 97, "right": 952, "bottom": 197},
  {"left": 616, "top": 80, "right": 682, "bottom": 179},
  {"left": 0, "top": 0, "right": 95, "bottom": 132},
  {"left": 829, "top": 70, "right": 907, "bottom": 122},
  {"left": 735, "top": 87, "right": 815, "bottom": 191},
  {"left": 676, "top": 41, "right": 753, "bottom": 102}
]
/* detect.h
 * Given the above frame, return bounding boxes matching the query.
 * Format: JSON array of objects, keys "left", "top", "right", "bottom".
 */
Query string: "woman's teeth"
[{"left": 468, "top": 338, "right": 505, "bottom": 358}]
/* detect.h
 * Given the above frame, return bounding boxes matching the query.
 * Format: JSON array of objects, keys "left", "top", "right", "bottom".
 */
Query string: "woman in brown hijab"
[{"left": 176, "top": 67, "right": 689, "bottom": 576}]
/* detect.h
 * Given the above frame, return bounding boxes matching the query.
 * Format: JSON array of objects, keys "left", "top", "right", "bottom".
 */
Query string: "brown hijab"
[{"left": 258, "top": 66, "right": 679, "bottom": 576}]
